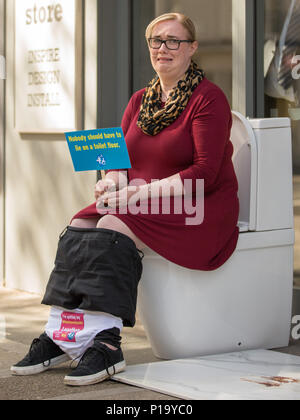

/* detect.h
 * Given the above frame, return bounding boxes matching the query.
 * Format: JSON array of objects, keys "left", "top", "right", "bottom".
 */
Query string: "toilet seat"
[
  {"left": 238, "top": 221, "right": 249, "bottom": 232},
  {"left": 231, "top": 111, "right": 258, "bottom": 232}
]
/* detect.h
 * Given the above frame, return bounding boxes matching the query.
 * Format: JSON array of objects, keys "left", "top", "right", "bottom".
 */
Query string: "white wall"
[{"left": 5, "top": 0, "right": 97, "bottom": 294}]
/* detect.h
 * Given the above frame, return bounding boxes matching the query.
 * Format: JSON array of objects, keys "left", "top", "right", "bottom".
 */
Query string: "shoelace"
[
  {"left": 28, "top": 338, "right": 51, "bottom": 368},
  {"left": 77, "top": 342, "right": 117, "bottom": 377}
]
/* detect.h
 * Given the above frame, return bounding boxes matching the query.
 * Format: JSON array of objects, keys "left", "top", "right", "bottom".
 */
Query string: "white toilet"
[{"left": 137, "top": 112, "right": 295, "bottom": 360}]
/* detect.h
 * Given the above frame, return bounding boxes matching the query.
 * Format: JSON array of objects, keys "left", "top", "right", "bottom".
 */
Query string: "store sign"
[{"left": 15, "top": 0, "right": 81, "bottom": 133}]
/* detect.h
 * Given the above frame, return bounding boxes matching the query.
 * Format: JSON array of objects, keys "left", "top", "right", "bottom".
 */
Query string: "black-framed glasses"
[{"left": 148, "top": 38, "right": 193, "bottom": 50}]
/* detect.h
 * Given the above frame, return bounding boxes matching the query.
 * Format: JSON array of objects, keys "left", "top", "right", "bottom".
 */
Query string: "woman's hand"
[
  {"left": 94, "top": 178, "right": 117, "bottom": 200},
  {"left": 96, "top": 186, "right": 138, "bottom": 211}
]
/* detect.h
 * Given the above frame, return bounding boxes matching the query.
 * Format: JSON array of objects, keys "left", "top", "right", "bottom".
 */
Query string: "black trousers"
[{"left": 42, "top": 227, "right": 144, "bottom": 327}]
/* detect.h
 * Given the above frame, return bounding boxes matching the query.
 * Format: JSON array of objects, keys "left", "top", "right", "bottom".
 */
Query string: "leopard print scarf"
[{"left": 137, "top": 61, "right": 205, "bottom": 136}]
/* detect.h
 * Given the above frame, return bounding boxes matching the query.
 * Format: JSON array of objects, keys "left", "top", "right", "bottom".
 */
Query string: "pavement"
[
  {"left": 0, "top": 175, "right": 300, "bottom": 401},
  {"left": 0, "top": 288, "right": 179, "bottom": 401},
  {"left": 1, "top": 288, "right": 300, "bottom": 401}
]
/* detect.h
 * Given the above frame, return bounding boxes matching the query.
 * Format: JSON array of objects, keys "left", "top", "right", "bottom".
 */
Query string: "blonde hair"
[{"left": 145, "top": 13, "right": 197, "bottom": 42}]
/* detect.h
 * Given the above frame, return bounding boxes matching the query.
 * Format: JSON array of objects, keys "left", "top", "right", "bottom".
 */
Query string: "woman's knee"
[{"left": 97, "top": 215, "right": 119, "bottom": 230}]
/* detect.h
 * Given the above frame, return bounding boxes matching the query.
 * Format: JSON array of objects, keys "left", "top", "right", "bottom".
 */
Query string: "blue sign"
[{"left": 65, "top": 127, "right": 131, "bottom": 172}]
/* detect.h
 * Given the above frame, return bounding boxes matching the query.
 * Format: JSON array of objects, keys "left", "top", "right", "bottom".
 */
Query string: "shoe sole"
[
  {"left": 10, "top": 354, "right": 70, "bottom": 376},
  {"left": 64, "top": 360, "right": 126, "bottom": 386}
]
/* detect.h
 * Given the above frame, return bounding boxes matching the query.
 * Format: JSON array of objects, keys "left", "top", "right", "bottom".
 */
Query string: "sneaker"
[
  {"left": 11, "top": 333, "right": 70, "bottom": 376},
  {"left": 64, "top": 341, "right": 126, "bottom": 386}
]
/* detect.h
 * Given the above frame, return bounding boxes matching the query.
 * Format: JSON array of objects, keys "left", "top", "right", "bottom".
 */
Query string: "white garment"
[{"left": 45, "top": 306, "right": 123, "bottom": 359}]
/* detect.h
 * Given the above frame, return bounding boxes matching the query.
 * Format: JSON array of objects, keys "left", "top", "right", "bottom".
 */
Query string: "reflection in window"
[
  {"left": 265, "top": 0, "right": 300, "bottom": 288},
  {"left": 265, "top": 0, "right": 300, "bottom": 172}
]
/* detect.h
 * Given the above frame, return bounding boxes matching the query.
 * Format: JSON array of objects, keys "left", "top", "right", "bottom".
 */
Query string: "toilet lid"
[{"left": 231, "top": 111, "right": 258, "bottom": 231}]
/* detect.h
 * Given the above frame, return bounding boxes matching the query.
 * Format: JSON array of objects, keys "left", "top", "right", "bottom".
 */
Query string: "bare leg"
[
  {"left": 70, "top": 218, "right": 99, "bottom": 228},
  {"left": 70, "top": 217, "right": 146, "bottom": 250},
  {"left": 97, "top": 215, "right": 146, "bottom": 250}
]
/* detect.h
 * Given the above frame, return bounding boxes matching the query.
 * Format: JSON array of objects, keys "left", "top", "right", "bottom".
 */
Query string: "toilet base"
[{"left": 137, "top": 229, "right": 294, "bottom": 360}]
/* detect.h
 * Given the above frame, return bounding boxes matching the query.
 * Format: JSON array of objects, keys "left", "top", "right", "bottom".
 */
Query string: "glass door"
[{"left": 264, "top": 0, "right": 300, "bottom": 289}]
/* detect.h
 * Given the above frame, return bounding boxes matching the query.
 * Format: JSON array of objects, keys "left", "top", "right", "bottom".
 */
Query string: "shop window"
[{"left": 264, "top": 0, "right": 300, "bottom": 287}]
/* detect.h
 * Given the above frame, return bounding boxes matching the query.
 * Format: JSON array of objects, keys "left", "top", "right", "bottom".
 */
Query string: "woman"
[{"left": 11, "top": 13, "right": 239, "bottom": 386}]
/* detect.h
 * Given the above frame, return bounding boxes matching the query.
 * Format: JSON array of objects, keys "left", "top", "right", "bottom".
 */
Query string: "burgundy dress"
[{"left": 72, "top": 78, "right": 239, "bottom": 271}]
